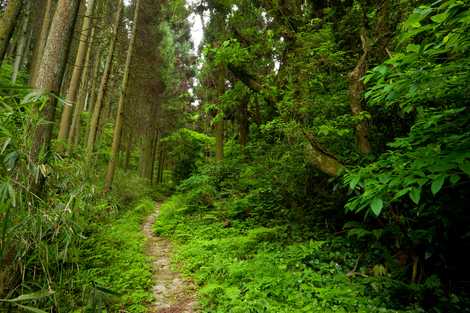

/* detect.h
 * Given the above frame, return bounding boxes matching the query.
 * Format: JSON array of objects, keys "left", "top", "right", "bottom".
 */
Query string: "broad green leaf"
[
  {"left": 409, "top": 188, "right": 421, "bottom": 205},
  {"left": 431, "top": 12, "right": 448, "bottom": 23},
  {"left": 370, "top": 198, "right": 383, "bottom": 216},
  {"left": 431, "top": 176, "right": 445, "bottom": 195}
]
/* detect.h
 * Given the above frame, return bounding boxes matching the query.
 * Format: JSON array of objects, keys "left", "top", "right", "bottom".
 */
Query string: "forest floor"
[{"left": 143, "top": 202, "right": 198, "bottom": 313}]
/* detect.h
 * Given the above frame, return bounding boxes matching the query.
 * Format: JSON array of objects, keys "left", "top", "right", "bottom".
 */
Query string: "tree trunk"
[
  {"left": 304, "top": 132, "right": 344, "bottom": 177},
  {"left": 21, "top": 26, "right": 33, "bottom": 70},
  {"left": 11, "top": 2, "right": 30, "bottom": 83},
  {"left": 124, "top": 131, "right": 133, "bottom": 171},
  {"left": 68, "top": 27, "right": 96, "bottom": 151},
  {"left": 29, "top": 0, "right": 53, "bottom": 85},
  {"left": 0, "top": 0, "right": 23, "bottom": 65},
  {"left": 156, "top": 147, "right": 165, "bottom": 185},
  {"left": 30, "top": 0, "right": 82, "bottom": 192},
  {"left": 85, "top": 41, "right": 101, "bottom": 113},
  {"left": 57, "top": 0, "right": 95, "bottom": 149},
  {"left": 85, "top": 0, "right": 122, "bottom": 161},
  {"left": 104, "top": 0, "right": 140, "bottom": 192},
  {"left": 139, "top": 129, "right": 155, "bottom": 180},
  {"left": 150, "top": 129, "right": 159, "bottom": 184},
  {"left": 348, "top": 28, "right": 371, "bottom": 155}
]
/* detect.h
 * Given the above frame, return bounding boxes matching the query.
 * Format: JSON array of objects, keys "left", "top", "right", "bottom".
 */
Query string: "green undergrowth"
[
  {"left": 154, "top": 195, "right": 423, "bottom": 313},
  {"left": 72, "top": 197, "right": 155, "bottom": 312}
]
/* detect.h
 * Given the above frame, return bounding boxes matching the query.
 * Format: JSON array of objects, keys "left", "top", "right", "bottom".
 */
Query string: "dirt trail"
[{"left": 142, "top": 203, "right": 197, "bottom": 313}]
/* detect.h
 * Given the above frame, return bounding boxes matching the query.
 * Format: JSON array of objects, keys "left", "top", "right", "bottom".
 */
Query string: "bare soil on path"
[{"left": 142, "top": 203, "right": 197, "bottom": 313}]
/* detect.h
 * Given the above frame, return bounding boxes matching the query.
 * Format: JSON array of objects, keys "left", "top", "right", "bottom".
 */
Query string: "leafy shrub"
[{"left": 343, "top": 2, "right": 470, "bottom": 310}]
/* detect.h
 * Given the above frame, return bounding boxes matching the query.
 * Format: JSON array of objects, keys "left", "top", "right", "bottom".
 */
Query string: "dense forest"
[{"left": 0, "top": 0, "right": 469, "bottom": 312}]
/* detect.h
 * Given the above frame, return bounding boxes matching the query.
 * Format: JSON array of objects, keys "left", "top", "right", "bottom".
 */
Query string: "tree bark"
[
  {"left": 84, "top": 40, "right": 101, "bottom": 113},
  {"left": 11, "top": 2, "right": 30, "bottom": 83},
  {"left": 150, "top": 129, "right": 159, "bottom": 184},
  {"left": 304, "top": 132, "right": 344, "bottom": 177},
  {"left": 124, "top": 130, "right": 133, "bottom": 171},
  {"left": 156, "top": 146, "right": 165, "bottom": 185},
  {"left": 0, "top": 0, "right": 23, "bottom": 65},
  {"left": 139, "top": 127, "right": 159, "bottom": 181},
  {"left": 29, "top": 0, "right": 53, "bottom": 85},
  {"left": 104, "top": 0, "right": 140, "bottom": 192},
  {"left": 21, "top": 26, "right": 33, "bottom": 70},
  {"left": 348, "top": 28, "right": 372, "bottom": 155},
  {"left": 68, "top": 26, "right": 96, "bottom": 151},
  {"left": 30, "top": 0, "right": 82, "bottom": 193},
  {"left": 85, "top": 0, "right": 122, "bottom": 161},
  {"left": 57, "top": 0, "right": 95, "bottom": 149}
]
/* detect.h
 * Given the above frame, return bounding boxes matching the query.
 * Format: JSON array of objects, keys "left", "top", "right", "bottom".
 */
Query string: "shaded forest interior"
[{"left": 0, "top": 0, "right": 470, "bottom": 312}]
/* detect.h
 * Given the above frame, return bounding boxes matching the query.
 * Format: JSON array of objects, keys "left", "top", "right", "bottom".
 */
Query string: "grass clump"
[{"left": 74, "top": 197, "right": 155, "bottom": 312}]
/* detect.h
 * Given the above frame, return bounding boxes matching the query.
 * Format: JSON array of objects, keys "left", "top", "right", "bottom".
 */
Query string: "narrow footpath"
[{"left": 142, "top": 203, "right": 197, "bottom": 313}]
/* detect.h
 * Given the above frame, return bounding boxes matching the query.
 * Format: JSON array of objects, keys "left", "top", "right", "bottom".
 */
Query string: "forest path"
[{"left": 142, "top": 203, "right": 197, "bottom": 313}]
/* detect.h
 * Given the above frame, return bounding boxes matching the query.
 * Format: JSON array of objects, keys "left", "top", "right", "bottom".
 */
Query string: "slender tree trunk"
[
  {"left": 0, "top": 0, "right": 23, "bottom": 65},
  {"left": 124, "top": 131, "right": 133, "bottom": 171},
  {"left": 29, "top": 0, "right": 53, "bottom": 85},
  {"left": 86, "top": 0, "right": 122, "bottom": 160},
  {"left": 157, "top": 147, "right": 165, "bottom": 184},
  {"left": 349, "top": 28, "right": 371, "bottom": 155},
  {"left": 85, "top": 42, "right": 101, "bottom": 113},
  {"left": 68, "top": 27, "right": 96, "bottom": 151},
  {"left": 21, "top": 26, "right": 33, "bottom": 70},
  {"left": 150, "top": 129, "right": 159, "bottom": 184},
  {"left": 57, "top": 0, "right": 95, "bottom": 149},
  {"left": 139, "top": 125, "right": 158, "bottom": 181},
  {"left": 104, "top": 0, "right": 140, "bottom": 192},
  {"left": 139, "top": 133, "right": 153, "bottom": 180},
  {"left": 11, "top": 2, "right": 30, "bottom": 83},
  {"left": 30, "top": 0, "right": 82, "bottom": 192}
]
